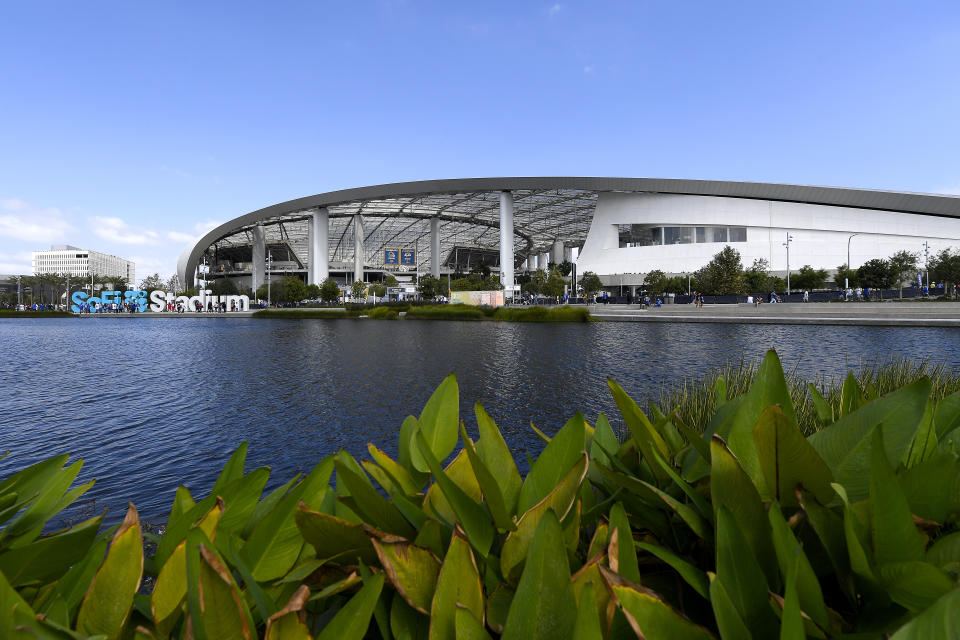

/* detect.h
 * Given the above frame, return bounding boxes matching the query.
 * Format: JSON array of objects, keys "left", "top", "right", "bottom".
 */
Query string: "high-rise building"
[{"left": 32, "top": 245, "right": 136, "bottom": 285}]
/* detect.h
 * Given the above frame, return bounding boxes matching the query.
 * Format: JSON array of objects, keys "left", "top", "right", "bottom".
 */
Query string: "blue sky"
[{"left": 2, "top": 1, "right": 959, "bottom": 279}]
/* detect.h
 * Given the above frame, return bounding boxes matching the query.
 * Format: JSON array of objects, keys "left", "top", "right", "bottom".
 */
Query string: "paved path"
[{"left": 587, "top": 301, "right": 960, "bottom": 326}]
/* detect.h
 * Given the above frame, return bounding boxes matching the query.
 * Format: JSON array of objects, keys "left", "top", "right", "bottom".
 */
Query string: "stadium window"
[{"left": 729, "top": 227, "right": 747, "bottom": 242}]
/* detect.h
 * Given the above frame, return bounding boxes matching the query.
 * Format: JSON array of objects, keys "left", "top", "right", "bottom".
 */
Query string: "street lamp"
[
  {"left": 923, "top": 240, "right": 930, "bottom": 293},
  {"left": 266, "top": 252, "right": 273, "bottom": 306},
  {"left": 783, "top": 232, "right": 794, "bottom": 295},
  {"left": 846, "top": 233, "right": 861, "bottom": 290}
]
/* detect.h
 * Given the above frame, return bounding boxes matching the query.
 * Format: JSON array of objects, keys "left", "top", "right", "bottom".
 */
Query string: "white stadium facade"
[{"left": 177, "top": 177, "right": 960, "bottom": 295}]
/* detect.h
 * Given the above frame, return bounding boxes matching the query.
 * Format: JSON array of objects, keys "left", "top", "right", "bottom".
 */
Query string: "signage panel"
[
  {"left": 400, "top": 248, "right": 416, "bottom": 266},
  {"left": 384, "top": 248, "right": 399, "bottom": 265}
]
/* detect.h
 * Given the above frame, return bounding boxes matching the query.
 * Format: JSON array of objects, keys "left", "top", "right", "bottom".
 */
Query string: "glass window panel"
[
  {"left": 664, "top": 227, "right": 694, "bottom": 244},
  {"left": 696, "top": 227, "right": 705, "bottom": 243},
  {"left": 729, "top": 227, "right": 747, "bottom": 242}
]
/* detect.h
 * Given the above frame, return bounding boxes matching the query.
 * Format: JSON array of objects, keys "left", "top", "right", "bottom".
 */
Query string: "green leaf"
[
  {"left": 211, "top": 442, "right": 247, "bottom": 497},
  {"left": 889, "top": 586, "right": 960, "bottom": 639},
  {"left": 372, "top": 537, "right": 440, "bottom": 614},
  {"left": 926, "top": 531, "right": 960, "bottom": 569},
  {"left": 243, "top": 474, "right": 300, "bottom": 537},
  {"left": 722, "top": 350, "right": 798, "bottom": 499},
  {"left": 475, "top": 403, "right": 522, "bottom": 514},
  {"left": 315, "top": 572, "right": 385, "bottom": 640},
  {"left": 752, "top": 404, "right": 834, "bottom": 506},
  {"left": 0, "top": 566, "right": 42, "bottom": 638},
  {"left": 905, "top": 400, "right": 938, "bottom": 468},
  {"left": 608, "top": 379, "right": 670, "bottom": 480},
  {"left": 39, "top": 536, "right": 109, "bottom": 619},
  {"left": 607, "top": 501, "right": 641, "bottom": 582},
  {"left": 877, "top": 561, "right": 955, "bottom": 612},
  {"left": 368, "top": 444, "right": 425, "bottom": 496},
  {"left": 398, "top": 415, "right": 420, "bottom": 474},
  {"left": 166, "top": 485, "right": 196, "bottom": 531},
  {"left": 415, "top": 431, "right": 494, "bottom": 556},
  {"left": 0, "top": 513, "right": 102, "bottom": 586},
  {"left": 871, "top": 429, "right": 926, "bottom": 564},
  {"left": 485, "top": 584, "right": 514, "bottom": 635},
  {"left": 76, "top": 504, "right": 143, "bottom": 640},
  {"left": 572, "top": 581, "right": 604, "bottom": 640},
  {"left": 797, "top": 489, "right": 854, "bottom": 601},
  {"left": 461, "top": 423, "right": 515, "bottom": 531},
  {"left": 779, "top": 554, "right": 804, "bottom": 640},
  {"left": 635, "top": 541, "right": 709, "bottom": 599},
  {"left": 517, "top": 413, "right": 586, "bottom": 513},
  {"left": 195, "top": 544, "right": 255, "bottom": 639},
  {"left": 216, "top": 467, "right": 271, "bottom": 535},
  {"left": 455, "top": 606, "right": 491, "bottom": 640},
  {"left": 430, "top": 527, "right": 484, "bottom": 640},
  {"left": 711, "top": 436, "right": 779, "bottom": 588},
  {"left": 709, "top": 572, "right": 752, "bottom": 640},
  {"left": 934, "top": 389, "right": 960, "bottom": 439},
  {"left": 422, "top": 449, "right": 482, "bottom": 526},
  {"left": 767, "top": 502, "right": 828, "bottom": 629},
  {"left": 500, "top": 511, "right": 576, "bottom": 640},
  {"left": 808, "top": 384, "right": 833, "bottom": 426},
  {"left": 3, "top": 459, "right": 84, "bottom": 543},
  {"left": 500, "top": 453, "right": 587, "bottom": 583},
  {"left": 0, "top": 454, "right": 70, "bottom": 524},
  {"left": 833, "top": 483, "right": 877, "bottom": 586},
  {"left": 294, "top": 505, "right": 379, "bottom": 564},
  {"left": 390, "top": 593, "right": 429, "bottom": 640},
  {"left": 589, "top": 413, "right": 619, "bottom": 469},
  {"left": 409, "top": 374, "right": 459, "bottom": 473},
  {"left": 808, "top": 377, "right": 930, "bottom": 501},
  {"left": 715, "top": 506, "right": 779, "bottom": 638},
  {"left": 901, "top": 453, "right": 959, "bottom": 523},
  {"left": 839, "top": 371, "right": 865, "bottom": 418},
  {"left": 335, "top": 455, "right": 416, "bottom": 538},
  {"left": 715, "top": 375, "right": 728, "bottom": 407},
  {"left": 602, "top": 566, "right": 714, "bottom": 640},
  {"left": 265, "top": 586, "right": 311, "bottom": 640}
]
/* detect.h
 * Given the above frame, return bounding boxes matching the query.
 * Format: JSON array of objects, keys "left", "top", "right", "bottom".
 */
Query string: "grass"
[
  {"left": 252, "top": 308, "right": 361, "bottom": 319},
  {"left": 651, "top": 356, "right": 960, "bottom": 436},
  {"left": 0, "top": 310, "right": 74, "bottom": 318},
  {"left": 492, "top": 306, "right": 592, "bottom": 322},
  {"left": 253, "top": 304, "right": 593, "bottom": 322}
]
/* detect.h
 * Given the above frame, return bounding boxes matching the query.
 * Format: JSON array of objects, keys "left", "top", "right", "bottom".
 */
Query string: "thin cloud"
[
  {"left": 194, "top": 220, "right": 221, "bottom": 234},
  {"left": 166, "top": 231, "right": 197, "bottom": 243},
  {"left": 91, "top": 216, "right": 161, "bottom": 245},
  {"left": 583, "top": 65, "right": 594, "bottom": 74},
  {"left": 547, "top": 3, "right": 561, "bottom": 17},
  {"left": 0, "top": 200, "right": 73, "bottom": 243},
  {"left": 1, "top": 198, "right": 29, "bottom": 212}
]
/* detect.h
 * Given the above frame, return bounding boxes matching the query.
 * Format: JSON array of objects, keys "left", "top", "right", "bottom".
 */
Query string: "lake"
[{"left": 2, "top": 317, "right": 959, "bottom": 523}]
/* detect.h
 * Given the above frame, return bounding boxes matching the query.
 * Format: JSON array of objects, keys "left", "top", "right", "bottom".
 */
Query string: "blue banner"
[
  {"left": 400, "top": 248, "right": 416, "bottom": 266},
  {"left": 384, "top": 248, "right": 399, "bottom": 265}
]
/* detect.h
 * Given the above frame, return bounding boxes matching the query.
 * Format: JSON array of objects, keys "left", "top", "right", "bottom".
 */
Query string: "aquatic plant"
[{"left": 1, "top": 350, "right": 959, "bottom": 638}]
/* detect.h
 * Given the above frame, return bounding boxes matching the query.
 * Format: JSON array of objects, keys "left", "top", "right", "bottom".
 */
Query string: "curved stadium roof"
[{"left": 178, "top": 177, "right": 960, "bottom": 286}]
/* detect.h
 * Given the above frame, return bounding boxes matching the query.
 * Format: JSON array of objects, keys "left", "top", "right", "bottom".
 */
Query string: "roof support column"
[
  {"left": 353, "top": 214, "right": 364, "bottom": 283},
  {"left": 540, "top": 251, "right": 551, "bottom": 269},
  {"left": 251, "top": 224, "right": 265, "bottom": 296},
  {"left": 430, "top": 217, "right": 441, "bottom": 279},
  {"left": 499, "top": 191, "right": 515, "bottom": 301},
  {"left": 553, "top": 240, "right": 565, "bottom": 266},
  {"left": 308, "top": 208, "right": 329, "bottom": 285}
]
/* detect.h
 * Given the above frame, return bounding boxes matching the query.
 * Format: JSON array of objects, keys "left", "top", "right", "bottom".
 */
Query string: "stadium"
[{"left": 177, "top": 177, "right": 960, "bottom": 296}]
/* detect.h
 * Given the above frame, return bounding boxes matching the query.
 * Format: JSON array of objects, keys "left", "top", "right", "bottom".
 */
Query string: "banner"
[
  {"left": 384, "top": 248, "right": 399, "bottom": 265},
  {"left": 400, "top": 248, "right": 416, "bottom": 266}
]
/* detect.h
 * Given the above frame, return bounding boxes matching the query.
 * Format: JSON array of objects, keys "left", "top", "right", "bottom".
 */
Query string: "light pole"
[
  {"left": 16, "top": 275, "right": 21, "bottom": 306},
  {"left": 266, "top": 252, "right": 273, "bottom": 306},
  {"left": 846, "top": 233, "right": 861, "bottom": 290},
  {"left": 783, "top": 232, "right": 794, "bottom": 295},
  {"left": 687, "top": 272, "right": 691, "bottom": 296},
  {"left": 923, "top": 241, "right": 930, "bottom": 293}
]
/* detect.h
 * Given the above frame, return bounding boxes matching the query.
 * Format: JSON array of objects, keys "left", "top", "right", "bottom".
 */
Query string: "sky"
[{"left": 2, "top": 0, "right": 959, "bottom": 280}]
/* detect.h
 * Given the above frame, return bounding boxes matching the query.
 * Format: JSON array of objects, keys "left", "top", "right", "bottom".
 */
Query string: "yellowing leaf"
[
  {"left": 430, "top": 527, "right": 484, "bottom": 640},
  {"left": 265, "top": 585, "right": 312, "bottom": 640},
  {"left": 372, "top": 536, "right": 441, "bottom": 614}
]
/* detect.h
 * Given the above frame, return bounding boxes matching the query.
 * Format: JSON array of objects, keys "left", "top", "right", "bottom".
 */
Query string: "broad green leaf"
[
  {"left": 416, "top": 431, "right": 494, "bottom": 556},
  {"left": 839, "top": 371, "right": 865, "bottom": 418},
  {"left": 0, "top": 454, "right": 70, "bottom": 528},
  {"left": 409, "top": 374, "right": 459, "bottom": 473},
  {"left": 602, "top": 566, "right": 714, "bottom": 640},
  {"left": 635, "top": 541, "right": 709, "bottom": 599},
  {"left": 500, "top": 453, "right": 587, "bottom": 583},
  {"left": 225, "top": 535, "right": 278, "bottom": 624},
  {"left": 40, "top": 536, "right": 109, "bottom": 619},
  {"left": 571, "top": 557, "right": 612, "bottom": 637},
  {"left": 833, "top": 483, "right": 877, "bottom": 585},
  {"left": 752, "top": 405, "right": 834, "bottom": 506},
  {"left": 368, "top": 444, "right": 425, "bottom": 496},
  {"left": 889, "top": 586, "right": 960, "bottom": 639},
  {"left": 608, "top": 379, "right": 670, "bottom": 479},
  {"left": 797, "top": 489, "right": 854, "bottom": 601},
  {"left": 709, "top": 572, "right": 752, "bottom": 640},
  {"left": 871, "top": 430, "right": 925, "bottom": 564},
  {"left": 372, "top": 536, "right": 441, "bottom": 614},
  {"left": 808, "top": 384, "right": 833, "bottom": 427},
  {"left": 3, "top": 459, "right": 84, "bottom": 543},
  {"left": 166, "top": 486, "right": 196, "bottom": 530},
  {"left": 430, "top": 527, "right": 484, "bottom": 640},
  {"left": 335, "top": 455, "right": 416, "bottom": 538},
  {"left": 647, "top": 447, "right": 712, "bottom": 519},
  {"left": 217, "top": 467, "right": 270, "bottom": 534},
  {"left": 877, "top": 561, "right": 954, "bottom": 612},
  {"left": 475, "top": 403, "right": 522, "bottom": 514},
  {"left": 294, "top": 505, "right": 379, "bottom": 564},
  {"left": 711, "top": 436, "right": 778, "bottom": 588},
  {"left": 572, "top": 581, "right": 603, "bottom": 640},
  {"left": 722, "top": 350, "right": 798, "bottom": 498},
  {"left": 517, "top": 413, "right": 586, "bottom": 513},
  {"left": 243, "top": 474, "right": 300, "bottom": 537},
  {"left": 673, "top": 415, "right": 712, "bottom": 466},
  {"left": 900, "top": 453, "right": 958, "bottom": 523},
  {"left": 905, "top": 400, "right": 938, "bottom": 467},
  {"left": 485, "top": 584, "right": 514, "bottom": 635},
  {"left": 265, "top": 585, "right": 311, "bottom": 640},
  {"left": 76, "top": 504, "right": 143, "bottom": 640},
  {"left": 934, "top": 389, "right": 960, "bottom": 439},
  {"left": 423, "top": 450, "right": 482, "bottom": 526},
  {"left": 0, "top": 513, "right": 102, "bottom": 586},
  {"left": 315, "top": 573, "right": 385, "bottom": 640},
  {"left": 926, "top": 531, "right": 960, "bottom": 569},
  {"left": 715, "top": 506, "right": 779, "bottom": 638},
  {"left": 607, "top": 502, "right": 641, "bottom": 582},
  {"left": 500, "top": 511, "right": 576, "bottom": 640},
  {"left": 391, "top": 593, "right": 429, "bottom": 640},
  {"left": 454, "top": 605, "right": 491, "bottom": 640},
  {"left": 767, "top": 502, "right": 828, "bottom": 629},
  {"left": 461, "top": 423, "right": 516, "bottom": 531},
  {"left": 779, "top": 554, "right": 804, "bottom": 640},
  {"left": 809, "top": 377, "right": 930, "bottom": 501},
  {"left": 195, "top": 544, "right": 254, "bottom": 640},
  {"left": 398, "top": 415, "right": 419, "bottom": 474},
  {"left": 529, "top": 422, "right": 552, "bottom": 443},
  {"left": 241, "top": 456, "right": 333, "bottom": 581},
  {"left": 0, "top": 566, "right": 42, "bottom": 639},
  {"left": 589, "top": 413, "right": 619, "bottom": 469},
  {"left": 211, "top": 442, "right": 247, "bottom": 497}
]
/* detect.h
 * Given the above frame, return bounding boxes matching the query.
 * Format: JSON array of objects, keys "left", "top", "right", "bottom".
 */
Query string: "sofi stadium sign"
[{"left": 71, "top": 290, "right": 250, "bottom": 313}]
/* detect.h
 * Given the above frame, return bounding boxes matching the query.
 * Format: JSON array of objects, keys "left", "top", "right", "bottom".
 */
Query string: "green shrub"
[
  {"left": 492, "top": 305, "right": 591, "bottom": 322},
  {"left": 2, "top": 351, "right": 959, "bottom": 638},
  {"left": 367, "top": 306, "right": 399, "bottom": 320},
  {"left": 404, "top": 304, "right": 486, "bottom": 320},
  {"left": 252, "top": 308, "right": 360, "bottom": 318}
]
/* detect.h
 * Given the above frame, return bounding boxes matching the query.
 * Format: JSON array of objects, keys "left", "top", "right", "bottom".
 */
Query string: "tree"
[
  {"left": 580, "top": 271, "right": 603, "bottom": 300},
  {"left": 557, "top": 260, "right": 573, "bottom": 277},
  {"left": 542, "top": 269, "right": 566, "bottom": 299},
  {"left": 887, "top": 250, "right": 919, "bottom": 298},
  {"left": 792, "top": 265, "right": 828, "bottom": 290},
  {"left": 166, "top": 274, "right": 183, "bottom": 295},
  {"left": 351, "top": 280, "right": 367, "bottom": 301},
  {"left": 743, "top": 258, "right": 770, "bottom": 292},
  {"left": 210, "top": 278, "right": 238, "bottom": 295},
  {"left": 139, "top": 273, "right": 165, "bottom": 291},
  {"left": 929, "top": 248, "right": 960, "bottom": 295},
  {"left": 417, "top": 276, "right": 442, "bottom": 300},
  {"left": 642, "top": 269, "right": 667, "bottom": 297},
  {"left": 834, "top": 263, "right": 858, "bottom": 289},
  {"left": 320, "top": 278, "right": 340, "bottom": 304},
  {"left": 285, "top": 276, "right": 308, "bottom": 303},
  {"left": 368, "top": 283, "right": 386, "bottom": 298},
  {"left": 694, "top": 246, "right": 745, "bottom": 294},
  {"left": 384, "top": 275, "right": 399, "bottom": 287},
  {"left": 857, "top": 258, "right": 893, "bottom": 290}
]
